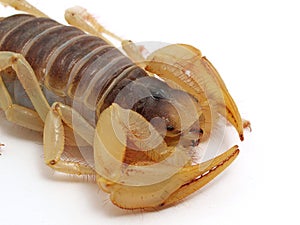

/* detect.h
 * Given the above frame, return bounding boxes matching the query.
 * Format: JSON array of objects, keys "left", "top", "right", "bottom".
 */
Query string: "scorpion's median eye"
[
  {"left": 166, "top": 125, "right": 175, "bottom": 131},
  {"left": 151, "top": 90, "right": 166, "bottom": 100}
]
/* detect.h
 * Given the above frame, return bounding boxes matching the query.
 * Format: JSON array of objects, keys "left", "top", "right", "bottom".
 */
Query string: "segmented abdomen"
[{"left": 0, "top": 14, "right": 145, "bottom": 113}]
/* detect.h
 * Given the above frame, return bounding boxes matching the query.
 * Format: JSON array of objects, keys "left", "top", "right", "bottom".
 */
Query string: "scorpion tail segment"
[
  {"left": 145, "top": 44, "right": 244, "bottom": 140},
  {"left": 96, "top": 145, "right": 239, "bottom": 210}
]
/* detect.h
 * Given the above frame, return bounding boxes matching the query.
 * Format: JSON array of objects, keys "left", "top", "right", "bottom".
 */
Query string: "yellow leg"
[
  {"left": 64, "top": 6, "right": 146, "bottom": 63},
  {"left": 0, "top": 51, "right": 50, "bottom": 122},
  {"left": 0, "top": 102, "right": 43, "bottom": 132},
  {"left": 0, "top": 0, "right": 47, "bottom": 17},
  {"left": 64, "top": 6, "right": 121, "bottom": 45},
  {"left": 121, "top": 40, "right": 147, "bottom": 67},
  {"left": 43, "top": 102, "right": 95, "bottom": 175},
  {"left": 0, "top": 51, "right": 48, "bottom": 131}
]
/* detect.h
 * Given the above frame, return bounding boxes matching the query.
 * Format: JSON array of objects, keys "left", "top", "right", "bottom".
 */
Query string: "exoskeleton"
[{"left": 0, "top": 0, "right": 250, "bottom": 210}]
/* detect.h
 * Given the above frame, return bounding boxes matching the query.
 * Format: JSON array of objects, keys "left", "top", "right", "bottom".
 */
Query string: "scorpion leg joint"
[{"left": 43, "top": 102, "right": 94, "bottom": 175}]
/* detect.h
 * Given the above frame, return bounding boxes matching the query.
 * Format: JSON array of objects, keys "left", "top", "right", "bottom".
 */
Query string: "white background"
[{"left": 0, "top": 0, "right": 299, "bottom": 224}]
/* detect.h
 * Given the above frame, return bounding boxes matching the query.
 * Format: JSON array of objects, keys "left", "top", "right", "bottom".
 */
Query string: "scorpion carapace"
[{"left": 0, "top": 0, "right": 250, "bottom": 210}]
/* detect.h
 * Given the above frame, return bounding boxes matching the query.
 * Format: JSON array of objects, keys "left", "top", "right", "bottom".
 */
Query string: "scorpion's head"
[
  {"left": 112, "top": 75, "right": 205, "bottom": 147},
  {"left": 132, "top": 77, "right": 204, "bottom": 146}
]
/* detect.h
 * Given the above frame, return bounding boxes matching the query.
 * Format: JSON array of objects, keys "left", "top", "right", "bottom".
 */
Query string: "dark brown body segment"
[
  {"left": 46, "top": 35, "right": 107, "bottom": 93},
  {"left": 0, "top": 14, "right": 35, "bottom": 40},
  {"left": 0, "top": 14, "right": 147, "bottom": 112},
  {"left": 25, "top": 25, "right": 84, "bottom": 81},
  {"left": 0, "top": 16, "right": 59, "bottom": 54}
]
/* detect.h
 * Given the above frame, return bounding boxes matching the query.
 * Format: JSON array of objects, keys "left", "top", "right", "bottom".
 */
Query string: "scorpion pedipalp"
[
  {"left": 94, "top": 103, "right": 190, "bottom": 186},
  {"left": 94, "top": 103, "right": 240, "bottom": 209},
  {"left": 145, "top": 44, "right": 246, "bottom": 141}
]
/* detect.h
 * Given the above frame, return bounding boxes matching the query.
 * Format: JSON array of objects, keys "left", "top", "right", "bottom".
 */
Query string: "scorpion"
[{"left": 0, "top": 0, "right": 250, "bottom": 210}]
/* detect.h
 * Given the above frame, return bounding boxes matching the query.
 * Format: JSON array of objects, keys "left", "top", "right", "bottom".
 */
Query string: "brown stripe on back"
[
  {"left": 24, "top": 25, "right": 84, "bottom": 81},
  {"left": 75, "top": 48, "right": 128, "bottom": 96},
  {"left": 84, "top": 56, "right": 133, "bottom": 109},
  {"left": 0, "top": 14, "right": 35, "bottom": 45},
  {"left": 0, "top": 17, "right": 59, "bottom": 53},
  {"left": 45, "top": 35, "right": 107, "bottom": 94},
  {"left": 68, "top": 45, "right": 116, "bottom": 98}
]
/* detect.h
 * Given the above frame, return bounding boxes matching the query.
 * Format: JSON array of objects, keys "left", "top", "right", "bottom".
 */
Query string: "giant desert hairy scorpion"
[{"left": 0, "top": 0, "right": 250, "bottom": 210}]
